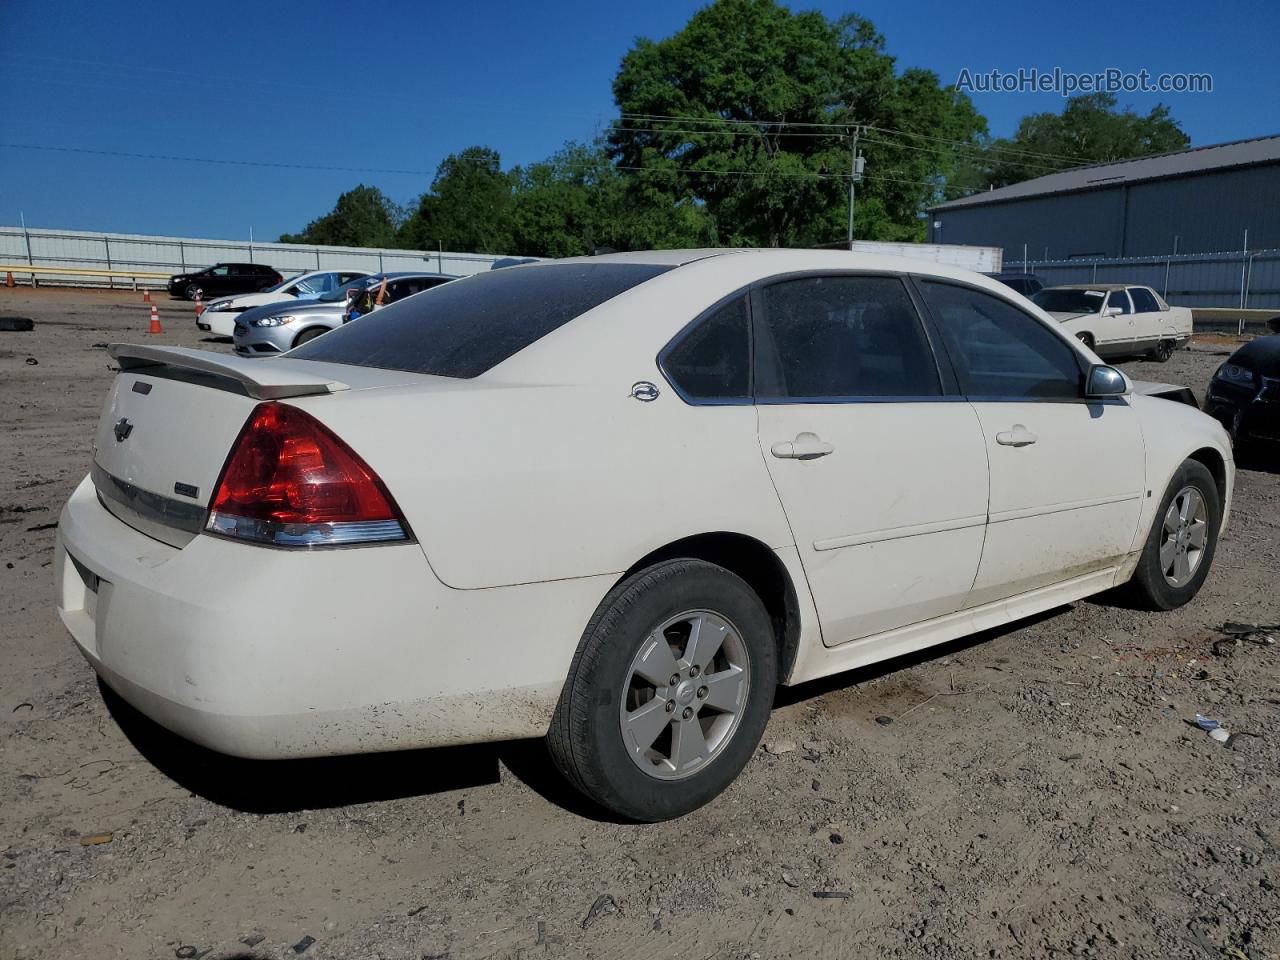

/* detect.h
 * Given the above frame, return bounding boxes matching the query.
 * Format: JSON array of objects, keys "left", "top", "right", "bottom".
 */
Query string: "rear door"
[
  {"left": 1128, "top": 287, "right": 1163, "bottom": 347},
  {"left": 914, "top": 279, "right": 1145, "bottom": 606},
  {"left": 753, "top": 274, "right": 990, "bottom": 645}
]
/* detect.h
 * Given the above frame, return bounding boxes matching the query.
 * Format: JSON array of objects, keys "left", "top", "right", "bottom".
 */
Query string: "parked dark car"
[
  {"left": 985, "top": 272, "right": 1045, "bottom": 297},
  {"left": 167, "top": 263, "right": 283, "bottom": 301},
  {"left": 1204, "top": 335, "right": 1280, "bottom": 448}
]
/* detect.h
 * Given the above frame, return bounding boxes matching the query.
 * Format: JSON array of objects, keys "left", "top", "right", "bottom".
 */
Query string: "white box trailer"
[{"left": 838, "top": 240, "right": 1003, "bottom": 274}]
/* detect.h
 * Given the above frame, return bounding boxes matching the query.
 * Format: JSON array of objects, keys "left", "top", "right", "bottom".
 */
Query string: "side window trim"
[
  {"left": 656, "top": 286, "right": 755, "bottom": 406},
  {"left": 907, "top": 274, "right": 1093, "bottom": 405},
  {"left": 751, "top": 270, "right": 953, "bottom": 404}
]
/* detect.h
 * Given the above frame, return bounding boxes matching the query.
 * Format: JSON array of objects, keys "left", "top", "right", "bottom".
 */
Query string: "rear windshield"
[
  {"left": 1031, "top": 288, "right": 1106, "bottom": 314},
  {"left": 291, "top": 262, "right": 672, "bottom": 378}
]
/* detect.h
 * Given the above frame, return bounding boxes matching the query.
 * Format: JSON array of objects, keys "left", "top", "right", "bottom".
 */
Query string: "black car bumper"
[{"left": 1205, "top": 379, "right": 1280, "bottom": 444}]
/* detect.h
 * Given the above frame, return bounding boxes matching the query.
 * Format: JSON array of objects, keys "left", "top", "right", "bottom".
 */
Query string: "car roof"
[
  {"left": 1048, "top": 283, "right": 1150, "bottom": 291},
  {"left": 368, "top": 271, "right": 458, "bottom": 280}
]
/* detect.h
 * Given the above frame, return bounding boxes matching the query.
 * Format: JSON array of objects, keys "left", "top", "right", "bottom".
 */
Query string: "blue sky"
[{"left": 2, "top": 0, "right": 1276, "bottom": 241}]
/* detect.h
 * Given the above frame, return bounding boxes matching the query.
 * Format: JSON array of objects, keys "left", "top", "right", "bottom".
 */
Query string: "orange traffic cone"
[
  {"left": 142, "top": 289, "right": 152, "bottom": 303},
  {"left": 4, "top": 271, "right": 13, "bottom": 288},
  {"left": 148, "top": 304, "right": 163, "bottom": 334},
  {"left": 194, "top": 292, "right": 204, "bottom": 317}
]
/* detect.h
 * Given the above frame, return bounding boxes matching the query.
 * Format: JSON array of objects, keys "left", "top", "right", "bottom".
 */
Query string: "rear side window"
[
  {"left": 662, "top": 296, "right": 750, "bottom": 401},
  {"left": 917, "top": 280, "right": 1082, "bottom": 400},
  {"left": 757, "top": 275, "right": 941, "bottom": 399},
  {"left": 1129, "top": 287, "right": 1160, "bottom": 312},
  {"left": 292, "top": 263, "right": 671, "bottom": 378}
]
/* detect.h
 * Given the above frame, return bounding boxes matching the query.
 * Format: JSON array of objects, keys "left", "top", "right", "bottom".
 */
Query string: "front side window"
[
  {"left": 209, "top": 265, "right": 230, "bottom": 277},
  {"left": 1106, "top": 290, "right": 1133, "bottom": 315},
  {"left": 757, "top": 275, "right": 940, "bottom": 400},
  {"left": 662, "top": 296, "right": 750, "bottom": 401},
  {"left": 917, "top": 280, "right": 1083, "bottom": 400},
  {"left": 1129, "top": 287, "right": 1160, "bottom": 312}
]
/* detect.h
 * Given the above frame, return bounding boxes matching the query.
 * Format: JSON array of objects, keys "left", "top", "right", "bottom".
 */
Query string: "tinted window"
[
  {"left": 1031, "top": 288, "right": 1105, "bottom": 314},
  {"left": 758, "top": 276, "right": 940, "bottom": 399},
  {"left": 662, "top": 297, "right": 750, "bottom": 401},
  {"left": 209, "top": 265, "right": 230, "bottom": 277},
  {"left": 1106, "top": 290, "right": 1132, "bottom": 314},
  {"left": 1129, "top": 287, "right": 1160, "bottom": 312},
  {"left": 293, "top": 263, "right": 671, "bottom": 378},
  {"left": 918, "top": 280, "right": 1082, "bottom": 400}
]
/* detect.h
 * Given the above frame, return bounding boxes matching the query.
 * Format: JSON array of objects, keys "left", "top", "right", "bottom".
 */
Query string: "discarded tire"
[{"left": 0, "top": 317, "right": 35, "bottom": 332}]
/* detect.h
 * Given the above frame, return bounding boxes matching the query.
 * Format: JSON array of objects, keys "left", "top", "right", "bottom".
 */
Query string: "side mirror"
[
  {"left": 1102, "top": 306, "right": 1120, "bottom": 317},
  {"left": 1085, "top": 364, "right": 1128, "bottom": 398}
]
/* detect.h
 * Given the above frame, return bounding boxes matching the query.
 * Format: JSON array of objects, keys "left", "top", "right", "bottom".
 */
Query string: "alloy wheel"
[
  {"left": 1160, "top": 485, "right": 1208, "bottom": 587},
  {"left": 619, "top": 610, "right": 750, "bottom": 781}
]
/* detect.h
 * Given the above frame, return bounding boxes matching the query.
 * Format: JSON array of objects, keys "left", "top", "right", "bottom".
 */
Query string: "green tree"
[
  {"left": 509, "top": 140, "right": 715, "bottom": 256},
  {"left": 398, "top": 146, "right": 514, "bottom": 253},
  {"left": 278, "top": 184, "right": 401, "bottom": 247},
  {"left": 982, "top": 93, "right": 1190, "bottom": 189},
  {"left": 608, "top": 0, "right": 986, "bottom": 246}
]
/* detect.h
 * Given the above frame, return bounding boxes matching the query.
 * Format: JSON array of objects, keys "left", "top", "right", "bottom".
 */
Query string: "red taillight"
[{"left": 206, "top": 402, "right": 409, "bottom": 547}]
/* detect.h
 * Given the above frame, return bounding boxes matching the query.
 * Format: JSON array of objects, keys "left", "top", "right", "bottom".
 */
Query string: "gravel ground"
[{"left": 2, "top": 287, "right": 1278, "bottom": 960}]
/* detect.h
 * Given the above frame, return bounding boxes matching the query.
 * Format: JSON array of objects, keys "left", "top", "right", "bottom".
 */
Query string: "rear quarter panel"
[{"left": 293, "top": 382, "right": 793, "bottom": 590}]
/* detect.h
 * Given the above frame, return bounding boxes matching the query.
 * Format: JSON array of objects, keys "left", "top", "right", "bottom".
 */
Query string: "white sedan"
[
  {"left": 198, "top": 269, "right": 371, "bottom": 337},
  {"left": 1031, "top": 283, "right": 1193, "bottom": 361},
  {"left": 57, "top": 250, "right": 1232, "bottom": 821}
]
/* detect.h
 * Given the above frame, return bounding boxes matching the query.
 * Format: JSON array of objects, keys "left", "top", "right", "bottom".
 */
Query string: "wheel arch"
[
  {"left": 622, "top": 532, "right": 803, "bottom": 684},
  {"left": 1186, "top": 445, "right": 1228, "bottom": 504},
  {"left": 291, "top": 325, "right": 331, "bottom": 348}
]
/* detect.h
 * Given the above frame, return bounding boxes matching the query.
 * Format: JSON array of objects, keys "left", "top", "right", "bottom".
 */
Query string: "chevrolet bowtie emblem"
[{"left": 113, "top": 417, "right": 134, "bottom": 442}]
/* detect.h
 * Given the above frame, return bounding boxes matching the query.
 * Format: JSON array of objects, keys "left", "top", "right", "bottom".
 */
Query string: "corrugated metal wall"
[
  {"left": 0, "top": 226, "right": 528, "bottom": 286},
  {"left": 1017, "top": 251, "right": 1280, "bottom": 309},
  {"left": 929, "top": 163, "right": 1280, "bottom": 271}
]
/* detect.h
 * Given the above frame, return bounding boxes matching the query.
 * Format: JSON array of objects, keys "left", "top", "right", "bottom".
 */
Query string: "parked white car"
[
  {"left": 1031, "top": 283, "right": 1193, "bottom": 361},
  {"left": 57, "top": 250, "right": 1232, "bottom": 821},
  {"left": 198, "top": 269, "right": 371, "bottom": 337}
]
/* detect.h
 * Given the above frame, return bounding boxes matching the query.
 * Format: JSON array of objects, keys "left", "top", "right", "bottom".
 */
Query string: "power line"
[{"left": 618, "top": 112, "right": 1096, "bottom": 166}]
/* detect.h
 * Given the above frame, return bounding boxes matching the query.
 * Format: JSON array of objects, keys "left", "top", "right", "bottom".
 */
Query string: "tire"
[
  {"left": 1149, "top": 339, "right": 1175, "bottom": 363},
  {"left": 548, "top": 559, "right": 777, "bottom": 822},
  {"left": 291, "top": 327, "right": 327, "bottom": 348},
  {"left": 1128, "top": 459, "right": 1221, "bottom": 610},
  {"left": 185, "top": 285, "right": 203, "bottom": 302},
  {"left": 1076, "top": 332, "right": 1095, "bottom": 350}
]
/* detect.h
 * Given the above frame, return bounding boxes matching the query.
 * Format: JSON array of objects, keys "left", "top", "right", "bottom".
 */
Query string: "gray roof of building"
[{"left": 931, "top": 134, "right": 1280, "bottom": 211}]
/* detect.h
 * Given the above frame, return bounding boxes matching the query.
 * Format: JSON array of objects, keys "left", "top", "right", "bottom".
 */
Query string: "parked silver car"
[{"left": 232, "top": 272, "right": 455, "bottom": 356}]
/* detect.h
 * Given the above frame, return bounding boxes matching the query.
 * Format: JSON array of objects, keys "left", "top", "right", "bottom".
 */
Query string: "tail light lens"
[{"left": 206, "top": 402, "right": 410, "bottom": 547}]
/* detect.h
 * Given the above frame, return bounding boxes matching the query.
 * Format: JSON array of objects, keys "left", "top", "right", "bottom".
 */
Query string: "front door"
[
  {"left": 1097, "top": 289, "right": 1136, "bottom": 356},
  {"left": 753, "top": 274, "right": 990, "bottom": 645},
  {"left": 915, "top": 279, "right": 1146, "bottom": 606}
]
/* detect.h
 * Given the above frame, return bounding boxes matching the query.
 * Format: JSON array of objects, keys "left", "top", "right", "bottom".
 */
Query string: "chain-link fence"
[{"left": 1011, "top": 249, "right": 1280, "bottom": 310}]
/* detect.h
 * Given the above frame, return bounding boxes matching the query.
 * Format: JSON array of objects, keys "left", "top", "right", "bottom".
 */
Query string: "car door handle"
[
  {"left": 995, "top": 424, "right": 1038, "bottom": 447},
  {"left": 771, "top": 432, "right": 834, "bottom": 460}
]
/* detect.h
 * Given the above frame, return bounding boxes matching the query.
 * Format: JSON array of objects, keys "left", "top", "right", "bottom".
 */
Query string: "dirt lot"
[{"left": 2, "top": 287, "right": 1279, "bottom": 960}]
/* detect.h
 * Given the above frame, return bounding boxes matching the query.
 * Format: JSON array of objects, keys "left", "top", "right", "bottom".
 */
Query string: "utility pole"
[{"left": 846, "top": 126, "right": 863, "bottom": 246}]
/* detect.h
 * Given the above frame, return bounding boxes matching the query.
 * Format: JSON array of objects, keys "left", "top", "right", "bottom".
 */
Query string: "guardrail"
[
  {"left": 1, "top": 264, "right": 171, "bottom": 290},
  {"left": 0, "top": 226, "right": 525, "bottom": 289}
]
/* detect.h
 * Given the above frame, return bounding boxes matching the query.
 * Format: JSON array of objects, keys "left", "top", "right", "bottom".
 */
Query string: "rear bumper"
[{"left": 55, "top": 475, "right": 608, "bottom": 758}]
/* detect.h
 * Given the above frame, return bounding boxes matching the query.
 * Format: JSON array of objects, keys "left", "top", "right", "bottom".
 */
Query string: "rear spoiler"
[{"left": 109, "top": 344, "right": 350, "bottom": 400}]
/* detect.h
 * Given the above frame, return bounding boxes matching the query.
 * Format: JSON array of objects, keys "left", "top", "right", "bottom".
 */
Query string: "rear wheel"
[
  {"left": 291, "top": 327, "right": 327, "bottom": 348},
  {"left": 548, "top": 559, "right": 777, "bottom": 822},
  {"left": 1149, "top": 339, "right": 1176, "bottom": 362},
  {"left": 1129, "top": 460, "right": 1221, "bottom": 609}
]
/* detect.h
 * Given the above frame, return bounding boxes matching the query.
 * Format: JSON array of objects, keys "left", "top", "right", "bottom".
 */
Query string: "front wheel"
[
  {"left": 185, "top": 285, "right": 203, "bottom": 302},
  {"left": 1076, "top": 332, "right": 1095, "bottom": 350},
  {"left": 548, "top": 559, "right": 777, "bottom": 822},
  {"left": 291, "top": 327, "right": 327, "bottom": 348},
  {"left": 1129, "top": 459, "right": 1221, "bottom": 609}
]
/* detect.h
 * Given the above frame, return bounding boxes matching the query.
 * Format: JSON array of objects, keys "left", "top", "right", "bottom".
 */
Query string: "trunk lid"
[{"left": 92, "top": 345, "right": 382, "bottom": 547}]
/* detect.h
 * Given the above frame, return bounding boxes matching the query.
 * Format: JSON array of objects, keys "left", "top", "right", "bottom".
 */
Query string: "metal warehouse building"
[{"left": 927, "top": 135, "right": 1280, "bottom": 263}]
